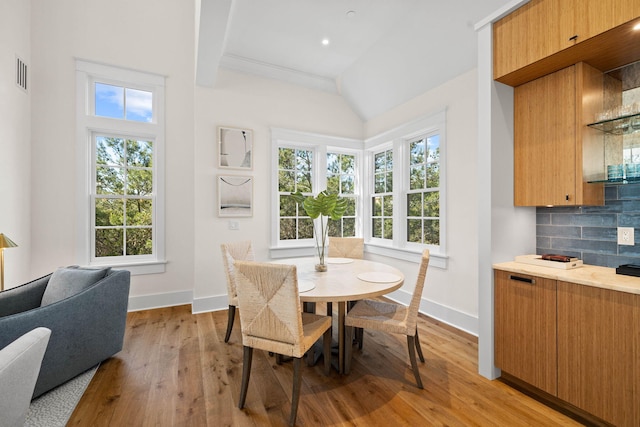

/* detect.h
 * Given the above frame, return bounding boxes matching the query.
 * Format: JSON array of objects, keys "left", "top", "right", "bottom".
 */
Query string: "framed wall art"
[
  {"left": 218, "top": 126, "right": 253, "bottom": 170},
  {"left": 218, "top": 175, "right": 253, "bottom": 217}
]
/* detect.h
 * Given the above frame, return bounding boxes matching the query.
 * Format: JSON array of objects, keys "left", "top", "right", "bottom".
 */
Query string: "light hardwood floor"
[{"left": 68, "top": 305, "right": 583, "bottom": 426}]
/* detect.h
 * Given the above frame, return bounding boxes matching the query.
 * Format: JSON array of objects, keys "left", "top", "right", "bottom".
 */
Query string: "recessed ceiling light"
[
  {"left": 322, "top": 38, "right": 330, "bottom": 46},
  {"left": 346, "top": 10, "right": 356, "bottom": 18}
]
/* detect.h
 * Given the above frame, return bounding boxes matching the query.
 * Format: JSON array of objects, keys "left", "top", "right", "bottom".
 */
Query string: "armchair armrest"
[{"left": 0, "top": 274, "right": 51, "bottom": 318}]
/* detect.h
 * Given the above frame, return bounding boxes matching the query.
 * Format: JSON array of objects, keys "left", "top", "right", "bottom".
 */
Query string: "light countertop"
[{"left": 493, "top": 260, "right": 640, "bottom": 295}]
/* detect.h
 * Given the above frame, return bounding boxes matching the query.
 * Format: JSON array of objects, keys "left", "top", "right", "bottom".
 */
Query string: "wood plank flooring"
[{"left": 68, "top": 304, "right": 583, "bottom": 426}]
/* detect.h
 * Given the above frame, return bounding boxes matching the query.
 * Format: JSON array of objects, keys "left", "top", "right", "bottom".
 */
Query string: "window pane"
[
  {"left": 280, "top": 195, "right": 296, "bottom": 216},
  {"left": 383, "top": 219, "right": 393, "bottom": 239},
  {"left": 95, "top": 198, "right": 123, "bottom": 226},
  {"left": 96, "top": 136, "right": 125, "bottom": 166},
  {"left": 426, "top": 163, "right": 439, "bottom": 187},
  {"left": 372, "top": 196, "right": 382, "bottom": 216},
  {"left": 427, "top": 135, "right": 440, "bottom": 162},
  {"left": 372, "top": 218, "right": 382, "bottom": 238},
  {"left": 327, "top": 153, "right": 339, "bottom": 174},
  {"left": 127, "top": 139, "right": 153, "bottom": 167},
  {"left": 126, "top": 199, "right": 152, "bottom": 226},
  {"left": 407, "top": 219, "right": 422, "bottom": 243},
  {"left": 383, "top": 195, "right": 393, "bottom": 216},
  {"left": 280, "top": 218, "right": 296, "bottom": 240},
  {"left": 410, "top": 165, "right": 425, "bottom": 190},
  {"left": 341, "top": 155, "right": 355, "bottom": 174},
  {"left": 95, "top": 83, "right": 124, "bottom": 119},
  {"left": 328, "top": 219, "right": 340, "bottom": 237},
  {"left": 374, "top": 152, "right": 385, "bottom": 173},
  {"left": 424, "top": 191, "right": 439, "bottom": 217},
  {"left": 296, "top": 150, "right": 312, "bottom": 173},
  {"left": 95, "top": 228, "right": 123, "bottom": 257},
  {"left": 407, "top": 193, "right": 422, "bottom": 216},
  {"left": 126, "top": 228, "right": 153, "bottom": 255},
  {"left": 344, "top": 197, "right": 356, "bottom": 216},
  {"left": 279, "top": 148, "right": 295, "bottom": 169},
  {"left": 341, "top": 175, "right": 354, "bottom": 194},
  {"left": 298, "top": 218, "right": 314, "bottom": 239},
  {"left": 296, "top": 171, "right": 312, "bottom": 192},
  {"left": 375, "top": 174, "right": 385, "bottom": 193},
  {"left": 343, "top": 218, "right": 355, "bottom": 237},
  {"left": 127, "top": 169, "right": 153, "bottom": 196},
  {"left": 96, "top": 166, "right": 125, "bottom": 195},
  {"left": 410, "top": 140, "right": 424, "bottom": 165},
  {"left": 385, "top": 150, "right": 393, "bottom": 169},
  {"left": 278, "top": 171, "right": 295, "bottom": 192},
  {"left": 424, "top": 219, "right": 440, "bottom": 245},
  {"left": 327, "top": 175, "right": 340, "bottom": 193},
  {"left": 125, "top": 88, "right": 153, "bottom": 122},
  {"left": 385, "top": 172, "right": 393, "bottom": 192}
]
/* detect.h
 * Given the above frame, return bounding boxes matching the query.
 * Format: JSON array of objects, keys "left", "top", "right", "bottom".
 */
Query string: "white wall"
[
  {"left": 0, "top": 0, "right": 31, "bottom": 288},
  {"left": 192, "top": 69, "right": 364, "bottom": 312},
  {"left": 363, "top": 70, "right": 481, "bottom": 334},
  {"left": 29, "top": 0, "right": 196, "bottom": 301}
]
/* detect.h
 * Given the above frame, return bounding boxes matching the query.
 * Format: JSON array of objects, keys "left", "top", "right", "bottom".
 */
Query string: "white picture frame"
[
  {"left": 218, "top": 126, "right": 253, "bottom": 170},
  {"left": 218, "top": 175, "right": 253, "bottom": 217}
]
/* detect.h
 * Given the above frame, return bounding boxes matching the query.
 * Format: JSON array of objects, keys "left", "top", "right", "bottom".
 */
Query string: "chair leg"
[
  {"left": 407, "top": 336, "right": 424, "bottom": 389},
  {"left": 224, "top": 305, "right": 236, "bottom": 343},
  {"left": 239, "top": 346, "right": 253, "bottom": 408},
  {"left": 344, "top": 325, "right": 353, "bottom": 374},
  {"left": 414, "top": 328, "right": 425, "bottom": 363},
  {"left": 323, "top": 327, "right": 332, "bottom": 376},
  {"left": 289, "top": 357, "right": 303, "bottom": 427}
]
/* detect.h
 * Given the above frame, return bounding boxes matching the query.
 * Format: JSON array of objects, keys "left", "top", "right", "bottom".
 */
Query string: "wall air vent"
[{"left": 16, "top": 56, "right": 27, "bottom": 93}]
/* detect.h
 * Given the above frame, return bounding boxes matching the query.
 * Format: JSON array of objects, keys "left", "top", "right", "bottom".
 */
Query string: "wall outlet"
[
  {"left": 618, "top": 227, "right": 634, "bottom": 245},
  {"left": 228, "top": 221, "right": 239, "bottom": 231}
]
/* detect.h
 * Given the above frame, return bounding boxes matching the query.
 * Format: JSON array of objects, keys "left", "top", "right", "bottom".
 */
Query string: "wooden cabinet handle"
[
  {"left": 508, "top": 275, "right": 535, "bottom": 284},
  {"left": 569, "top": 35, "right": 578, "bottom": 41}
]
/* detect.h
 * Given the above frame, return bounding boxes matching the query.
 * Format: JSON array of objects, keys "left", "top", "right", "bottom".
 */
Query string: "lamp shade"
[{"left": 0, "top": 234, "right": 18, "bottom": 249}]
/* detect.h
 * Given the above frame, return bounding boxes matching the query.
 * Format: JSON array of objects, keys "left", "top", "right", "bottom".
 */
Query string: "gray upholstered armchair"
[{"left": 0, "top": 268, "right": 130, "bottom": 398}]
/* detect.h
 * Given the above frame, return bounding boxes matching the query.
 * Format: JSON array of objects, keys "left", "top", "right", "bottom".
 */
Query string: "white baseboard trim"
[
  {"left": 191, "top": 294, "right": 229, "bottom": 314},
  {"left": 136, "top": 290, "right": 478, "bottom": 337},
  {"left": 128, "top": 290, "right": 194, "bottom": 312},
  {"left": 385, "top": 289, "right": 478, "bottom": 337}
]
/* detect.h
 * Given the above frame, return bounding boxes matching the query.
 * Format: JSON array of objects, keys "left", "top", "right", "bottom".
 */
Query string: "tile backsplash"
[{"left": 536, "top": 183, "right": 640, "bottom": 268}]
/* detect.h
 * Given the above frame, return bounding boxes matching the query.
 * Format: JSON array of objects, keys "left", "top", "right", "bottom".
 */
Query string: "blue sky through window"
[{"left": 95, "top": 83, "right": 152, "bottom": 122}]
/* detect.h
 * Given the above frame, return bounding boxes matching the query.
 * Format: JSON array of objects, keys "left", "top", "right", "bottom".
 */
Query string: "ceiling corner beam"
[{"left": 196, "top": 0, "right": 233, "bottom": 87}]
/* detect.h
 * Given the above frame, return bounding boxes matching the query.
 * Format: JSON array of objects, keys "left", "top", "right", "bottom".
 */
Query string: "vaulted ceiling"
[{"left": 196, "top": 0, "right": 509, "bottom": 121}]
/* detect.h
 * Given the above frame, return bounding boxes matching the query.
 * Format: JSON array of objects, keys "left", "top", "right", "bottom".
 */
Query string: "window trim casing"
[
  {"left": 270, "top": 128, "right": 363, "bottom": 259},
  {"left": 364, "top": 109, "right": 448, "bottom": 269},
  {"left": 76, "top": 59, "right": 166, "bottom": 275}
]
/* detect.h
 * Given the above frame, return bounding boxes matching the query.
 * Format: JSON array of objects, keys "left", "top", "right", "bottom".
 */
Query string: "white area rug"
[{"left": 24, "top": 365, "right": 98, "bottom": 427}]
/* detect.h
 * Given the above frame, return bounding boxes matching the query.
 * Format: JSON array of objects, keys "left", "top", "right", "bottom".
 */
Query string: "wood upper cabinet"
[
  {"left": 494, "top": 0, "right": 640, "bottom": 81},
  {"left": 494, "top": 270, "right": 557, "bottom": 396},
  {"left": 514, "top": 62, "right": 604, "bottom": 206},
  {"left": 557, "top": 281, "right": 640, "bottom": 427}
]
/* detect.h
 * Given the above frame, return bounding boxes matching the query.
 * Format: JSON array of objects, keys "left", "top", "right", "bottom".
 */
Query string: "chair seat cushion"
[
  {"left": 345, "top": 299, "right": 411, "bottom": 335},
  {"left": 40, "top": 266, "right": 111, "bottom": 306}
]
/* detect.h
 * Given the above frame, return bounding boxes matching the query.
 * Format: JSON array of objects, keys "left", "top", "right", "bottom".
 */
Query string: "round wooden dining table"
[{"left": 272, "top": 257, "right": 405, "bottom": 373}]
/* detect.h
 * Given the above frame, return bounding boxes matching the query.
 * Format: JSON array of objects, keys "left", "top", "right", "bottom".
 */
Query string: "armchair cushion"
[{"left": 40, "top": 266, "right": 110, "bottom": 306}]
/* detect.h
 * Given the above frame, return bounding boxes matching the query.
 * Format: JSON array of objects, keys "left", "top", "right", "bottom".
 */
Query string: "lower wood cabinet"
[
  {"left": 495, "top": 269, "right": 640, "bottom": 427},
  {"left": 557, "top": 281, "right": 640, "bottom": 427},
  {"left": 494, "top": 270, "right": 557, "bottom": 395}
]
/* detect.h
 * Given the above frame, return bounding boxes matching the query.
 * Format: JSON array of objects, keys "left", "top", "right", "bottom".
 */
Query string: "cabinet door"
[
  {"left": 514, "top": 66, "right": 577, "bottom": 206},
  {"left": 575, "top": 0, "right": 640, "bottom": 42},
  {"left": 557, "top": 281, "right": 640, "bottom": 427},
  {"left": 494, "top": 270, "right": 557, "bottom": 396},
  {"left": 514, "top": 63, "right": 604, "bottom": 206},
  {"left": 493, "top": 0, "right": 574, "bottom": 80}
]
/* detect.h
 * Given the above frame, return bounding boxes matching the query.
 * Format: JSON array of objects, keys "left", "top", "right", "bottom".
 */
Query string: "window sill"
[{"left": 88, "top": 260, "right": 167, "bottom": 275}]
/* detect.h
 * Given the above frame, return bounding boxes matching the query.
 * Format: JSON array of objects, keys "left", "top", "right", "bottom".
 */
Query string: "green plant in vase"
[{"left": 291, "top": 190, "right": 347, "bottom": 271}]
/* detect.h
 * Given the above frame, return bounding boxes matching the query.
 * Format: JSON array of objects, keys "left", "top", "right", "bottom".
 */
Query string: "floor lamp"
[{"left": 0, "top": 234, "right": 18, "bottom": 291}]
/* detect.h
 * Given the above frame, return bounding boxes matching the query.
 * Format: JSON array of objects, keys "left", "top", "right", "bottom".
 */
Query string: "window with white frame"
[
  {"left": 271, "top": 129, "right": 361, "bottom": 256},
  {"left": 76, "top": 60, "right": 165, "bottom": 274},
  {"left": 364, "top": 110, "right": 446, "bottom": 267}
]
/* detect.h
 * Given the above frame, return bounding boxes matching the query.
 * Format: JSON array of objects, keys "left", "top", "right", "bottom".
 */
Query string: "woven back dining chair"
[
  {"left": 328, "top": 237, "right": 364, "bottom": 259},
  {"left": 234, "top": 260, "right": 332, "bottom": 427},
  {"left": 220, "top": 240, "right": 254, "bottom": 343},
  {"left": 344, "top": 249, "right": 430, "bottom": 388}
]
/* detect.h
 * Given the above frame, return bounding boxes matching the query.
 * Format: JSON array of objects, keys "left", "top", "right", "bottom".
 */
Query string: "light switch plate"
[{"left": 618, "top": 227, "right": 634, "bottom": 245}]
